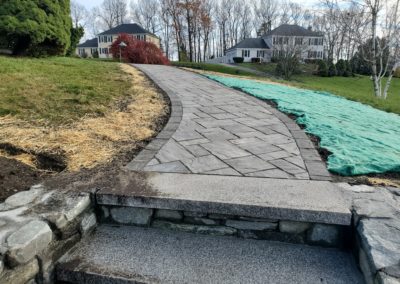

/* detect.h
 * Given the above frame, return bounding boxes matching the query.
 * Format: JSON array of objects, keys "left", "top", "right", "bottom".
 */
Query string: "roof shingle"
[
  {"left": 228, "top": 38, "right": 269, "bottom": 51},
  {"left": 263, "top": 24, "right": 323, "bottom": 37},
  {"left": 77, "top": 38, "right": 98, "bottom": 48},
  {"left": 98, "top": 23, "right": 155, "bottom": 36}
]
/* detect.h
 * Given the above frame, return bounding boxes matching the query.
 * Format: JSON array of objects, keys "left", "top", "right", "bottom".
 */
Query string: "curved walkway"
[{"left": 128, "top": 65, "right": 331, "bottom": 181}]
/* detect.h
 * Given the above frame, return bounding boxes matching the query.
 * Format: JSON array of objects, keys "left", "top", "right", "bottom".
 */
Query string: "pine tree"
[{"left": 0, "top": 0, "right": 72, "bottom": 56}]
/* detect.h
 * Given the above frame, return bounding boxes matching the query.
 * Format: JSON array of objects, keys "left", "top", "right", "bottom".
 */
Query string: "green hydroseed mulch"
[{"left": 206, "top": 74, "right": 400, "bottom": 176}]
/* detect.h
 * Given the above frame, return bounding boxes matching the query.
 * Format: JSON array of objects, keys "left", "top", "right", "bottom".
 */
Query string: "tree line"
[
  {"left": 73, "top": 0, "right": 399, "bottom": 98},
  {"left": 0, "top": 0, "right": 397, "bottom": 99}
]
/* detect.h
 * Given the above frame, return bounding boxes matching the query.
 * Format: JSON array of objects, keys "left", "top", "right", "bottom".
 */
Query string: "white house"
[
  {"left": 225, "top": 24, "right": 325, "bottom": 63},
  {"left": 76, "top": 23, "right": 160, "bottom": 59}
]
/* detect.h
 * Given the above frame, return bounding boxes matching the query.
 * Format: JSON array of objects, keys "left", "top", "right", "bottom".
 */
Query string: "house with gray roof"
[
  {"left": 76, "top": 23, "right": 160, "bottom": 59},
  {"left": 76, "top": 38, "right": 98, "bottom": 58},
  {"left": 225, "top": 24, "right": 325, "bottom": 63}
]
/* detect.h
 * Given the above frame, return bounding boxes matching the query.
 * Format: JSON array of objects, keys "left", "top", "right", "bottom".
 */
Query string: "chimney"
[{"left": 307, "top": 26, "right": 312, "bottom": 31}]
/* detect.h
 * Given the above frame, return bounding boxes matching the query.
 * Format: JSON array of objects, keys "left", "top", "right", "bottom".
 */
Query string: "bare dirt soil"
[{"left": 0, "top": 157, "right": 52, "bottom": 201}]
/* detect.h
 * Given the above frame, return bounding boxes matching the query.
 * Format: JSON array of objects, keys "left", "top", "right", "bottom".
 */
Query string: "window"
[
  {"left": 283, "top": 37, "right": 289, "bottom": 44},
  {"left": 295, "top": 37, "right": 303, "bottom": 45},
  {"left": 308, "top": 38, "right": 323, "bottom": 46},
  {"left": 273, "top": 50, "right": 285, "bottom": 57},
  {"left": 308, "top": 51, "right": 318, "bottom": 58},
  {"left": 257, "top": 50, "right": 265, "bottom": 57},
  {"left": 242, "top": 49, "right": 250, "bottom": 57},
  {"left": 273, "top": 36, "right": 289, "bottom": 45}
]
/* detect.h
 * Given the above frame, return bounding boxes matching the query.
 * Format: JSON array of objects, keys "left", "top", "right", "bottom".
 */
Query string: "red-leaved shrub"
[{"left": 110, "top": 33, "right": 169, "bottom": 65}]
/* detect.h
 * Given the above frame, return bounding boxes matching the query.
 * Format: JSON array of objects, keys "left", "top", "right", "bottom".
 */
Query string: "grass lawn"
[
  {"left": 177, "top": 61, "right": 400, "bottom": 115},
  {"left": 172, "top": 61, "right": 256, "bottom": 77},
  {"left": 240, "top": 62, "right": 316, "bottom": 76},
  {"left": 240, "top": 62, "right": 277, "bottom": 75},
  {"left": 290, "top": 75, "right": 400, "bottom": 114},
  {"left": 0, "top": 56, "right": 167, "bottom": 173},
  {"left": 0, "top": 56, "right": 131, "bottom": 124}
]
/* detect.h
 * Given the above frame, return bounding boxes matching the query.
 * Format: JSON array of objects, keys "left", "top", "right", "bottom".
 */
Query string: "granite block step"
[
  {"left": 56, "top": 225, "right": 364, "bottom": 284},
  {"left": 96, "top": 172, "right": 351, "bottom": 226}
]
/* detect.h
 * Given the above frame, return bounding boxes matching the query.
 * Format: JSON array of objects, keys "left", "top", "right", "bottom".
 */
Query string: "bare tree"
[
  {"left": 317, "top": 0, "right": 342, "bottom": 61},
  {"left": 131, "top": 0, "right": 160, "bottom": 34},
  {"left": 253, "top": 0, "right": 278, "bottom": 33},
  {"left": 97, "top": 0, "right": 128, "bottom": 29},
  {"left": 278, "top": 1, "right": 306, "bottom": 25},
  {"left": 239, "top": 2, "right": 253, "bottom": 39},
  {"left": 159, "top": 0, "right": 173, "bottom": 59},
  {"left": 164, "top": 0, "right": 187, "bottom": 61},
  {"left": 274, "top": 37, "right": 308, "bottom": 80},
  {"left": 355, "top": 0, "right": 400, "bottom": 98},
  {"left": 215, "top": 0, "right": 232, "bottom": 54},
  {"left": 70, "top": 1, "right": 88, "bottom": 28},
  {"left": 199, "top": 0, "right": 213, "bottom": 61}
]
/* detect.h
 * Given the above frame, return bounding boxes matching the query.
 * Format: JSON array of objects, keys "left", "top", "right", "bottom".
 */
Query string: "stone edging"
[
  {"left": 125, "top": 64, "right": 183, "bottom": 171},
  {"left": 266, "top": 105, "right": 332, "bottom": 181},
  {"left": 0, "top": 186, "right": 96, "bottom": 283},
  {"left": 198, "top": 72, "right": 332, "bottom": 181}
]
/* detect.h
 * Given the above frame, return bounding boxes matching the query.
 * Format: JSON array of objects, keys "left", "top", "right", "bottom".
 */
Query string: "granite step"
[
  {"left": 96, "top": 172, "right": 351, "bottom": 226},
  {"left": 56, "top": 225, "right": 364, "bottom": 284}
]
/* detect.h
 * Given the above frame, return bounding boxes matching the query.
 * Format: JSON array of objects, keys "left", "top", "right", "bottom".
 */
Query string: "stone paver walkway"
[{"left": 128, "top": 65, "right": 331, "bottom": 180}]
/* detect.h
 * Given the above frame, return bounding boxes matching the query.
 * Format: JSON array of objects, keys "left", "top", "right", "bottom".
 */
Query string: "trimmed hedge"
[{"left": 233, "top": 57, "right": 244, "bottom": 63}]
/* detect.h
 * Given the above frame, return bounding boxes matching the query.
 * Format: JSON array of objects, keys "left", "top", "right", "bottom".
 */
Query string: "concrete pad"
[
  {"left": 97, "top": 173, "right": 352, "bottom": 225},
  {"left": 57, "top": 225, "right": 364, "bottom": 284}
]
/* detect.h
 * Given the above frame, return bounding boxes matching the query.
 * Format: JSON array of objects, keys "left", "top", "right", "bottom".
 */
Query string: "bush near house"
[
  {"left": 317, "top": 60, "right": 328, "bottom": 77},
  {"left": 233, "top": 57, "right": 244, "bottom": 63},
  {"left": 394, "top": 67, "right": 400, "bottom": 78},
  {"left": 328, "top": 62, "right": 337, "bottom": 77},
  {"left": 335, "top": 59, "right": 353, "bottom": 77},
  {"left": 110, "top": 33, "right": 169, "bottom": 65},
  {"left": 335, "top": 59, "right": 347, "bottom": 76}
]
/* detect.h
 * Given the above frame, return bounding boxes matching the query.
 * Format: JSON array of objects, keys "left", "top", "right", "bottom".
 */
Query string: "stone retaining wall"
[
  {"left": 99, "top": 205, "right": 349, "bottom": 248},
  {"left": 0, "top": 185, "right": 96, "bottom": 284},
  {"left": 338, "top": 183, "right": 400, "bottom": 284}
]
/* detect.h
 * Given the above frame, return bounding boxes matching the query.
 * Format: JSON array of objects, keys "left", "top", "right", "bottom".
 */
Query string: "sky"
[
  {"left": 77, "top": 0, "right": 101, "bottom": 10},
  {"left": 76, "top": 0, "right": 319, "bottom": 10}
]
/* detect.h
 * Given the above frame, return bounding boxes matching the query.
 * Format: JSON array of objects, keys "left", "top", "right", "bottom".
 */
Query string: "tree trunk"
[
  {"left": 383, "top": 64, "right": 398, "bottom": 99},
  {"left": 186, "top": 8, "right": 193, "bottom": 62},
  {"left": 370, "top": 8, "right": 381, "bottom": 97}
]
